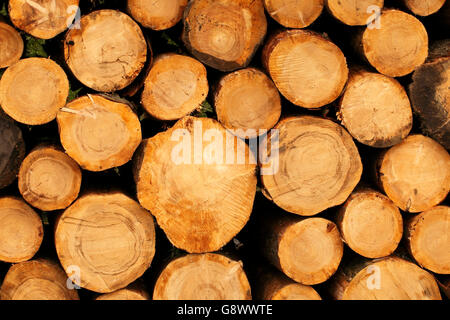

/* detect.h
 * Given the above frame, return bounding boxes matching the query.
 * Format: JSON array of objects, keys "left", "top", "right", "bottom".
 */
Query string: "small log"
[
  {"left": 260, "top": 116, "right": 362, "bottom": 216},
  {"left": 56, "top": 94, "right": 142, "bottom": 171},
  {"left": 0, "top": 113, "right": 25, "bottom": 189},
  {"left": 264, "top": 0, "right": 324, "bottom": 28},
  {"left": 18, "top": 145, "right": 82, "bottom": 211},
  {"left": 214, "top": 68, "right": 281, "bottom": 139},
  {"left": 262, "top": 30, "right": 348, "bottom": 109},
  {"left": 182, "top": 0, "right": 267, "bottom": 72},
  {"left": 153, "top": 253, "right": 252, "bottom": 300},
  {"left": 405, "top": 206, "right": 450, "bottom": 274},
  {"left": 141, "top": 53, "right": 209, "bottom": 121},
  {"left": 0, "top": 259, "right": 79, "bottom": 300},
  {"left": 64, "top": 9, "right": 148, "bottom": 92},
  {"left": 409, "top": 40, "right": 450, "bottom": 149},
  {"left": 134, "top": 116, "right": 257, "bottom": 253},
  {"left": 326, "top": 0, "right": 384, "bottom": 26},
  {"left": 356, "top": 9, "right": 428, "bottom": 77},
  {"left": 96, "top": 282, "right": 150, "bottom": 300},
  {"left": 259, "top": 214, "right": 343, "bottom": 285},
  {"left": 376, "top": 135, "right": 450, "bottom": 213},
  {"left": 329, "top": 256, "right": 442, "bottom": 300},
  {"left": 338, "top": 68, "right": 412, "bottom": 148},
  {"left": 0, "top": 197, "right": 43, "bottom": 263},
  {"left": 127, "top": 0, "right": 188, "bottom": 30},
  {"left": 403, "top": 0, "right": 446, "bottom": 16},
  {"left": 54, "top": 191, "right": 156, "bottom": 293},
  {"left": 9, "top": 0, "right": 79, "bottom": 39},
  {"left": 0, "top": 22, "right": 23, "bottom": 68},
  {"left": 0, "top": 57, "right": 69, "bottom": 125},
  {"left": 336, "top": 188, "right": 403, "bottom": 258}
]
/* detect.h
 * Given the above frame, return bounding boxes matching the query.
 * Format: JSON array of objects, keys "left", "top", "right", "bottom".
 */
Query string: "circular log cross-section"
[
  {"left": 261, "top": 116, "right": 362, "bottom": 216},
  {"left": 0, "top": 259, "right": 79, "bottom": 300},
  {"left": 127, "top": 0, "right": 188, "bottom": 30},
  {"left": 377, "top": 135, "right": 450, "bottom": 213},
  {"left": 134, "top": 116, "right": 257, "bottom": 253},
  {"left": 214, "top": 68, "right": 281, "bottom": 139},
  {"left": 9, "top": 0, "right": 79, "bottom": 39},
  {"left": 264, "top": 0, "right": 324, "bottom": 29},
  {"left": 403, "top": 0, "right": 446, "bottom": 16},
  {"left": 0, "top": 197, "right": 43, "bottom": 263},
  {"left": 337, "top": 189, "right": 403, "bottom": 258},
  {"left": 338, "top": 69, "right": 412, "bottom": 148},
  {"left": 406, "top": 206, "right": 450, "bottom": 274},
  {"left": 141, "top": 54, "right": 209, "bottom": 121},
  {"left": 359, "top": 9, "right": 428, "bottom": 77},
  {"left": 0, "top": 58, "right": 69, "bottom": 125},
  {"left": 326, "top": 0, "right": 384, "bottom": 26},
  {"left": 18, "top": 145, "right": 82, "bottom": 211},
  {"left": 263, "top": 30, "right": 348, "bottom": 109},
  {"left": 64, "top": 10, "right": 147, "bottom": 92},
  {"left": 55, "top": 192, "right": 156, "bottom": 293},
  {"left": 57, "top": 94, "right": 142, "bottom": 171},
  {"left": 182, "top": 0, "right": 267, "bottom": 72},
  {"left": 0, "top": 22, "right": 23, "bottom": 68},
  {"left": 96, "top": 283, "right": 150, "bottom": 300},
  {"left": 153, "top": 254, "right": 251, "bottom": 300},
  {"left": 0, "top": 113, "right": 25, "bottom": 189}
]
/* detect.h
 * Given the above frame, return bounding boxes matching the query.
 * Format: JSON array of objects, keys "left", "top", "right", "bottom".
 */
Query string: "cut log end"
[
  {"left": 18, "top": 145, "right": 82, "bottom": 211},
  {"left": 339, "top": 69, "right": 412, "bottom": 148},
  {"left": 96, "top": 282, "right": 150, "bottom": 300},
  {"left": 215, "top": 68, "right": 281, "bottom": 138},
  {"left": 141, "top": 54, "right": 209, "bottom": 121},
  {"left": 326, "top": 0, "right": 384, "bottom": 26},
  {"left": 263, "top": 30, "right": 348, "bottom": 108},
  {"left": 127, "top": 0, "right": 187, "bottom": 30},
  {"left": 264, "top": 0, "right": 324, "bottom": 28},
  {"left": 57, "top": 94, "right": 142, "bottom": 172},
  {"left": 153, "top": 254, "right": 251, "bottom": 300},
  {"left": 261, "top": 116, "right": 362, "bottom": 216},
  {"left": 337, "top": 189, "right": 403, "bottom": 259},
  {"left": 403, "top": 0, "right": 446, "bottom": 16},
  {"left": 54, "top": 192, "right": 156, "bottom": 293},
  {"left": 0, "top": 197, "right": 43, "bottom": 263},
  {"left": 378, "top": 135, "right": 450, "bottom": 213},
  {"left": 0, "top": 58, "right": 69, "bottom": 125},
  {"left": 0, "top": 22, "right": 23, "bottom": 68},
  {"left": 182, "top": 0, "right": 267, "bottom": 71},
  {"left": 64, "top": 9, "right": 147, "bottom": 92},
  {"left": 406, "top": 206, "right": 450, "bottom": 274},
  {"left": 361, "top": 9, "right": 428, "bottom": 77}
]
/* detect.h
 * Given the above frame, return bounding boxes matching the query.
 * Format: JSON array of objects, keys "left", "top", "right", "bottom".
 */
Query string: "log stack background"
[{"left": 0, "top": 0, "right": 449, "bottom": 300}]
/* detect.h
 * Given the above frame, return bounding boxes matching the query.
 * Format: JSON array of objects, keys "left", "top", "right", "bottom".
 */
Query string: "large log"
[
  {"left": 64, "top": 10, "right": 147, "bottom": 92},
  {"left": 336, "top": 188, "right": 403, "bottom": 258},
  {"left": 134, "top": 116, "right": 257, "bottom": 253},
  {"left": 337, "top": 68, "right": 412, "bottom": 148},
  {"left": 57, "top": 94, "right": 142, "bottom": 171},
  {"left": 214, "top": 68, "right": 281, "bottom": 139},
  {"left": 0, "top": 197, "right": 43, "bottom": 263},
  {"left": 18, "top": 145, "right": 82, "bottom": 211},
  {"left": 141, "top": 53, "right": 209, "bottom": 121},
  {"left": 262, "top": 30, "right": 348, "bottom": 109},
  {"left": 153, "top": 253, "right": 251, "bottom": 300},
  {"left": 9, "top": 0, "right": 79, "bottom": 39},
  {"left": 409, "top": 40, "right": 450, "bottom": 149},
  {"left": 0, "top": 259, "right": 79, "bottom": 300},
  {"left": 0, "top": 57, "right": 69, "bottom": 125},
  {"left": 376, "top": 135, "right": 450, "bottom": 213},
  {"left": 182, "top": 0, "right": 267, "bottom": 72},
  {"left": 54, "top": 191, "right": 156, "bottom": 293},
  {"left": 127, "top": 0, "right": 188, "bottom": 30},
  {"left": 355, "top": 9, "right": 428, "bottom": 77},
  {"left": 264, "top": 0, "right": 324, "bottom": 28},
  {"left": 405, "top": 206, "right": 450, "bottom": 274},
  {"left": 326, "top": 0, "right": 384, "bottom": 26},
  {"left": 403, "top": 0, "right": 446, "bottom": 16},
  {"left": 260, "top": 116, "right": 362, "bottom": 216},
  {"left": 0, "top": 22, "right": 23, "bottom": 68}
]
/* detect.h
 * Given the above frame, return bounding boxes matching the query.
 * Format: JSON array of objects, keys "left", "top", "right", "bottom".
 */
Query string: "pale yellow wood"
[
  {"left": 96, "top": 282, "right": 150, "bottom": 300},
  {"left": 326, "top": 0, "right": 384, "bottom": 26},
  {"left": 0, "top": 22, "right": 23, "bottom": 68},
  {"left": 264, "top": 0, "right": 324, "bottom": 28},
  {"left": 403, "top": 0, "right": 446, "bottom": 16},
  {"left": 127, "top": 0, "right": 188, "bottom": 30}
]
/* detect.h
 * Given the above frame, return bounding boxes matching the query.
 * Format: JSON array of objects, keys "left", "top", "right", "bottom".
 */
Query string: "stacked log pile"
[{"left": 0, "top": 0, "right": 448, "bottom": 301}]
